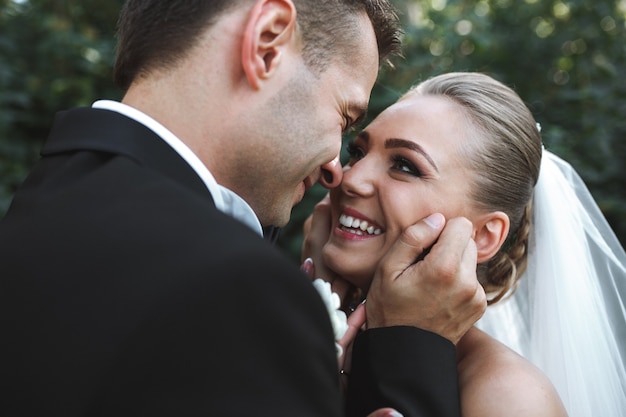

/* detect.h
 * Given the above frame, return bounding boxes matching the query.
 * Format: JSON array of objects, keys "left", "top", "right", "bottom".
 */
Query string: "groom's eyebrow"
[{"left": 385, "top": 138, "right": 439, "bottom": 172}]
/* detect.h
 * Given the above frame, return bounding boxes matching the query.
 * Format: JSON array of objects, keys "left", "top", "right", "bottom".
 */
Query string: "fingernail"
[
  {"left": 387, "top": 410, "right": 404, "bottom": 417},
  {"left": 423, "top": 213, "right": 445, "bottom": 229},
  {"left": 300, "top": 257, "right": 314, "bottom": 277}
]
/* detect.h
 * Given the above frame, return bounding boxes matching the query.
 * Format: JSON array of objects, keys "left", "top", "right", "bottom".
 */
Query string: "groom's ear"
[
  {"left": 474, "top": 211, "right": 510, "bottom": 263},
  {"left": 241, "top": 0, "right": 297, "bottom": 90}
]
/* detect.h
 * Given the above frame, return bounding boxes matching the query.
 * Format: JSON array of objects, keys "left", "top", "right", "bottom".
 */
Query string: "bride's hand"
[
  {"left": 337, "top": 300, "right": 366, "bottom": 378},
  {"left": 301, "top": 257, "right": 363, "bottom": 371},
  {"left": 301, "top": 195, "right": 366, "bottom": 376},
  {"left": 301, "top": 194, "right": 338, "bottom": 282},
  {"left": 302, "top": 194, "right": 361, "bottom": 305}
]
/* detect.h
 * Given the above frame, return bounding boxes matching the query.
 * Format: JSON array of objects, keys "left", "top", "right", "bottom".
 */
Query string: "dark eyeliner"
[
  {"left": 391, "top": 155, "right": 422, "bottom": 177},
  {"left": 346, "top": 141, "right": 359, "bottom": 156},
  {"left": 345, "top": 141, "right": 364, "bottom": 164}
]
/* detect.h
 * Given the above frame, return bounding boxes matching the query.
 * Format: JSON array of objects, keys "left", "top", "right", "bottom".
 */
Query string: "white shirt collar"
[{"left": 92, "top": 100, "right": 263, "bottom": 236}]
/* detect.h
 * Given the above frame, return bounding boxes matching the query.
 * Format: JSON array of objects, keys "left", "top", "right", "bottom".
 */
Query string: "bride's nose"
[
  {"left": 341, "top": 159, "right": 375, "bottom": 197},
  {"left": 318, "top": 156, "right": 343, "bottom": 189}
]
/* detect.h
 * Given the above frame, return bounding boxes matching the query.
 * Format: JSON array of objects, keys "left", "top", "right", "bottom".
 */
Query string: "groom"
[{"left": 0, "top": 1, "right": 486, "bottom": 416}]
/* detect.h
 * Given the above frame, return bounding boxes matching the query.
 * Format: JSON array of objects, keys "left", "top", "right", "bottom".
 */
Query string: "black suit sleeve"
[{"left": 346, "top": 327, "right": 461, "bottom": 417}]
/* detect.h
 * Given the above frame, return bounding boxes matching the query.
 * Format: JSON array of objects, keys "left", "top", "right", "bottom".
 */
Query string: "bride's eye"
[
  {"left": 391, "top": 155, "right": 422, "bottom": 177},
  {"left": 346, "top": 141, "right": 365, "bottom": 166}
]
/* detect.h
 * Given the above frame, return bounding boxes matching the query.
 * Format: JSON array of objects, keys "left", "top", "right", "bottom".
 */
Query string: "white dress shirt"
[{"left": 92, "top": 100, "right": 263, "bottom": 236}]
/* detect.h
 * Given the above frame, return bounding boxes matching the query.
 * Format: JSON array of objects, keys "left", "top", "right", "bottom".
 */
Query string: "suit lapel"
[{"left": 42, "top": 107, "right": 212, "bottom": 203}]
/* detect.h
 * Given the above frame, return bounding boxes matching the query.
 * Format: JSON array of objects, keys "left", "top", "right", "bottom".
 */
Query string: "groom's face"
[{"left": 233, "top": 14, "right": 380, "bottom": 227}]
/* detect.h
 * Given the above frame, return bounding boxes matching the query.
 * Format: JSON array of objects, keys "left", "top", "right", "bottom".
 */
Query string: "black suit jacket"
[{"left": 0, "top": 108, "right": 460, "bottom": 417}]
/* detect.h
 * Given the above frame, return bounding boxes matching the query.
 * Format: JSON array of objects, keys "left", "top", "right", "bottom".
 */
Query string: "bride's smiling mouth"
[{"left": 337, "top": 208, "right": 383, "bottom": 237}]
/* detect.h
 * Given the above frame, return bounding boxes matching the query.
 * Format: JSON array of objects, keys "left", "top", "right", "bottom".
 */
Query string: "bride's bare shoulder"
[{"left": 456, "top": 327, "right": 568, "bottom": 417}]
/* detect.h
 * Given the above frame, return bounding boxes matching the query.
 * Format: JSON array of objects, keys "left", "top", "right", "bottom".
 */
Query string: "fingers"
[
  {"left": 301, "top": 195, "right": 344, "bottom": 292},
  {"left": 367, "top": 408, "right": 404, "bottom": 417},
  {"left": 423, "top": 216, "right": 476, "bottom": 283},
  {"left": 336, "top": 302, "right": 366, "bottom": 371},
  {"left": 367, "top": 215, "right": 487, "bottom": 344},
  {"left": 366, "top": 213, "right": 447, "bottom": 328},
  {"left": 373, "top": 213, "right": 446, "bottom": 285},
  {"left": 301, "top": 194, "right": 331, "bottom": 263},
  {"left": 301, "top": 195, "right": 361, "bottom": 308},
  {"left": 338, "top": 302, "right": 366, "bottom": 349},
  {"left": 300, "top": 257, "right": 315, "bottom": 278},
  {"left": 428, "top": 220, "right": 486, "bottom": 342},
  {"left": 456, "top": 233, "right": 487, "bottom": 328},
  {"left": 302, "top": 216, "right": 312, "bottom": 242},
  {"left": 301, "top": 257, "right": 357, "bottom": 313}
]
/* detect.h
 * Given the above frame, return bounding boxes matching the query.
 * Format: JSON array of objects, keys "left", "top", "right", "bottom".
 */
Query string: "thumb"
[{"left": 376, "top": 213, "right": 445, "bottom": 282}]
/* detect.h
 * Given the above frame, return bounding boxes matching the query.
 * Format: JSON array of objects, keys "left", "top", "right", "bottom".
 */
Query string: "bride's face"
[{"left": 321, "top": 94, "right": 483, "bottom": 290}]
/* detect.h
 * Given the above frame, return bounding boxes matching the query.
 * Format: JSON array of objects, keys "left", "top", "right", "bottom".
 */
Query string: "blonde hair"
[{"left": 404, "top": 72, "right": 542, "bottom": 304}]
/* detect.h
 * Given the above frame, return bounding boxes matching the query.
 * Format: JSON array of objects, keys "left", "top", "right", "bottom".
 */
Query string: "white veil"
[{"left": 476, "top": 149, "right": 626, "bottom": 416}]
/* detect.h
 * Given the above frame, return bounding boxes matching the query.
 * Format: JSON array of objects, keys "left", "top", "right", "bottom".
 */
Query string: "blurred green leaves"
[
  {"left": 0, "top": 0, "right": 624, "bottom": 261},
  {"left": 281, "top": 0, "right": 626, "bottom": 261},
  {"left": 0, "top": 0, "right": 123, "bottom": 213}
]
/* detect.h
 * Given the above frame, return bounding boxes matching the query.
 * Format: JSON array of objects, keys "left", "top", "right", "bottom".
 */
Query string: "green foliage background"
[
  {"left": 1, "top": 0, "right": 625, "bottom": 262},
  {"left": 0, "top": 0, "right": 124, "bottom": 214},
  {"left": 280, "top": 0, "right": 626, "bottom": 261}
]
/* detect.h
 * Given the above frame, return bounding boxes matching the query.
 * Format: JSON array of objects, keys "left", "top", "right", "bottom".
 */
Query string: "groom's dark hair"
[{"left": 114, "top": 0, "right": 402, "bottom": 91}]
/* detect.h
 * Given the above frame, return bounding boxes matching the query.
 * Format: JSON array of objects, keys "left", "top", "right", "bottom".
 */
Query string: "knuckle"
[
  {"left": 442, "top": 276, "right": 475, "bottom": 303},
  {"left": 475, "top": 286, "right": 488, "bottom": 309},
  {"left": 435, "top": 259, "right": 461, "bottom": 283},
  {"left": 375, "top": 260, "right": 393, "bottom": 281}
]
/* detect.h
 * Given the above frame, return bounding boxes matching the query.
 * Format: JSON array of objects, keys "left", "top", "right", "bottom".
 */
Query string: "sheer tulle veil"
[{"left": 476, "top": 149, "right": 626, "bottom": 416}]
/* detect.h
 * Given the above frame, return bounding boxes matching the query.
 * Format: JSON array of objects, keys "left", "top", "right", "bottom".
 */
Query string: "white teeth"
[
  {"left": 339, "top": 214, "right": 382, "bottom": 236},
  {"left": 339, "top": 215, "right": 352, "bottom": 228}
]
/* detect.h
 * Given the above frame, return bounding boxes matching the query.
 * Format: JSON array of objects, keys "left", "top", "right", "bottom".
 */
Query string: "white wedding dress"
[{"left": 477, "top": 150, "right": 626, "bottom": 416}]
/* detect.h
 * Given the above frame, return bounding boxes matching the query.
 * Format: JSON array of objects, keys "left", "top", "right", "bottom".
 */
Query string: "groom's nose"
[{"left": 318, "top": 155, "right": 343, "bottom": 189}]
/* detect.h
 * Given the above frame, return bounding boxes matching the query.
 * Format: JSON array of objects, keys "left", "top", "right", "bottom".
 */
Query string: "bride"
[{"left": 303, "top": 72, "right": 626, "bottom": 417}]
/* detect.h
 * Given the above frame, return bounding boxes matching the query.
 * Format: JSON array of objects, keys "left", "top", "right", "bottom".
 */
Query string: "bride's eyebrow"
[{"left": 385, "top": 138, "right": 439, "bottom": 172}]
